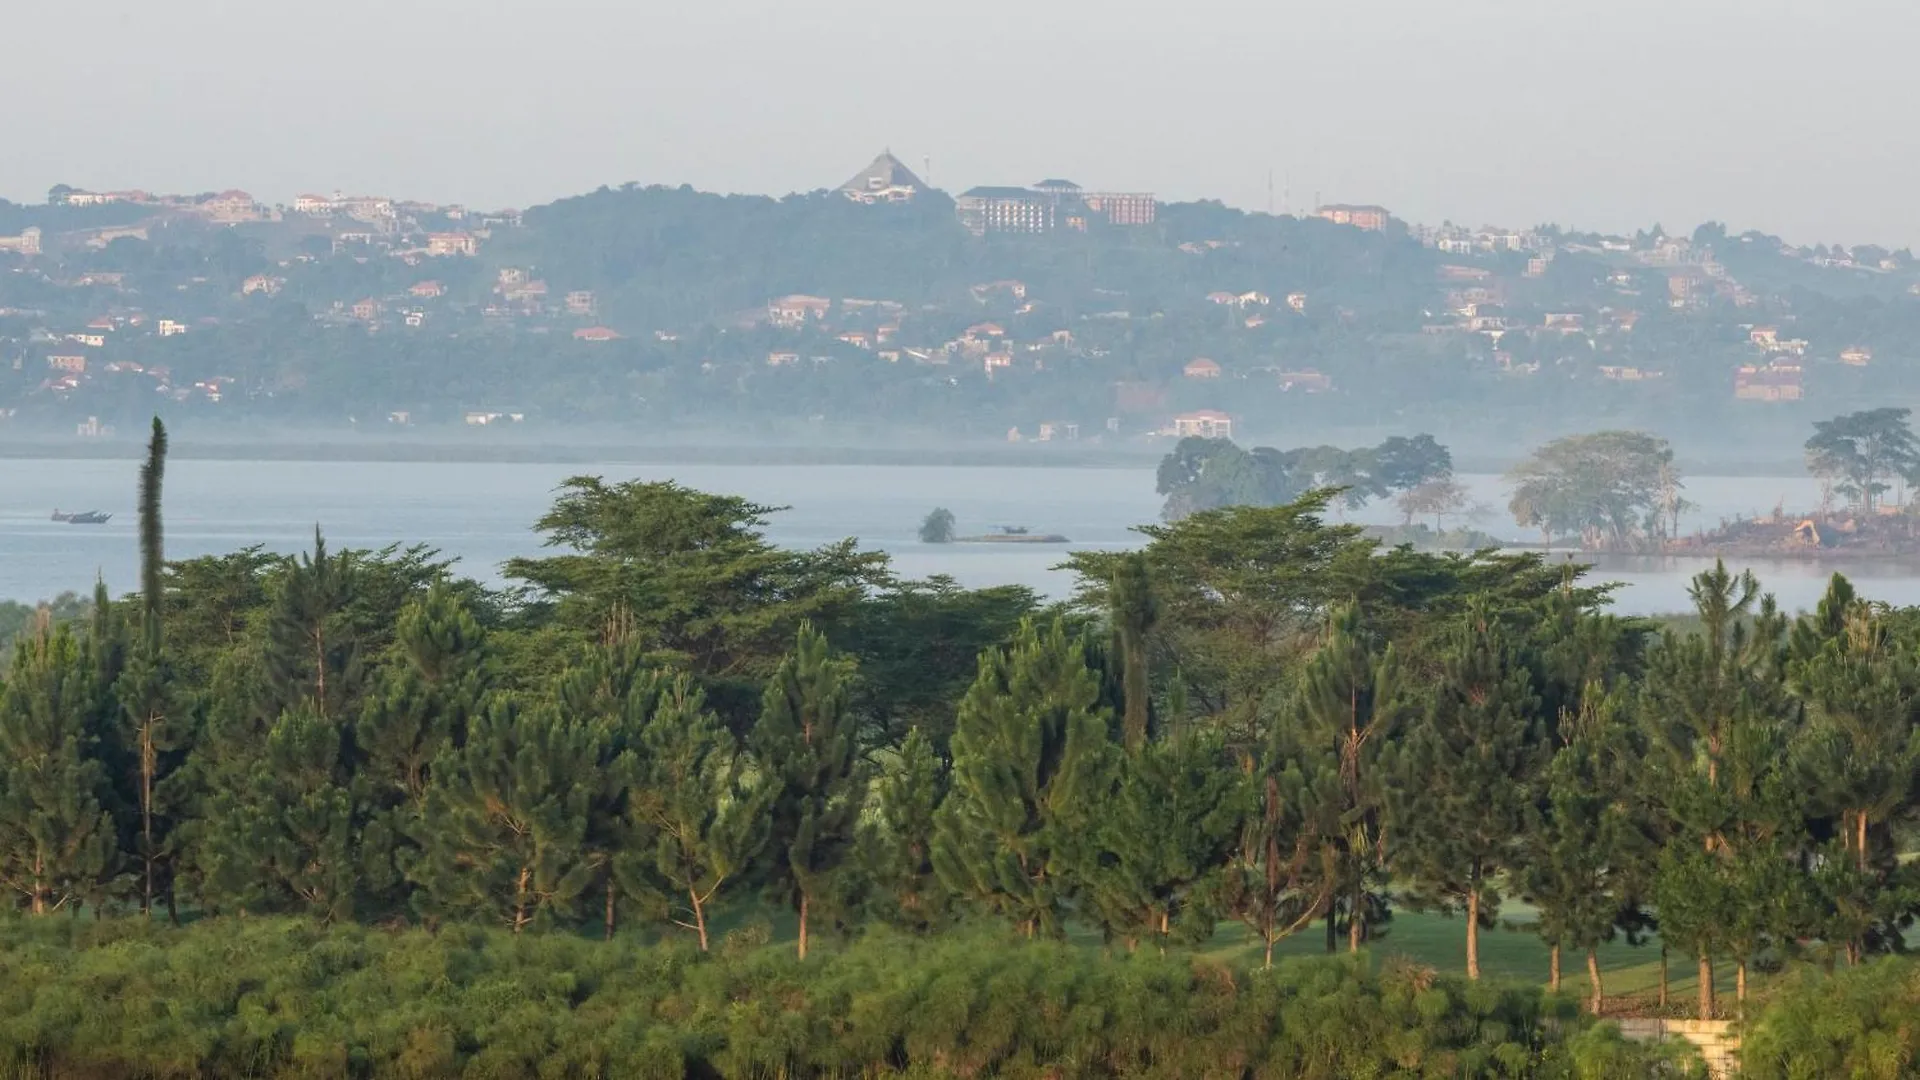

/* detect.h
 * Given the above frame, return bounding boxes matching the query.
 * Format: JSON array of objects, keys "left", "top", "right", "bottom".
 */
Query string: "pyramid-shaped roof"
[{"left": 839, "top": 150, "right": 927, "bottom": 197}]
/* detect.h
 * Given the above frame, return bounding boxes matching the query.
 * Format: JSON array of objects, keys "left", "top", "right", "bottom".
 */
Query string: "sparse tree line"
[{"left": 8, "top": 422, "right": 1920, "bottom": 1074}]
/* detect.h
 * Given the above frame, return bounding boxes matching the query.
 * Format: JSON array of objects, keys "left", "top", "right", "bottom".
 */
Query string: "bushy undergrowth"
[
  {"left": 1739, "top": 959, "right": 1920, "bottom": 1080},
  {"left": 0, "top": 917, "right": 1690, "bottom": 1079}
]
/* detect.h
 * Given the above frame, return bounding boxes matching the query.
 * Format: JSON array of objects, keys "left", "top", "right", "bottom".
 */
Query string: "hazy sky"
[{"left": 5, "top": 0, "right": 1914, "bottom": 245}]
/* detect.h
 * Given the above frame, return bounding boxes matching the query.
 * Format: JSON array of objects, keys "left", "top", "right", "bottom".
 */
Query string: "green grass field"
[{"left": 701, "top": 899, "right": 1771, "bottom": 1017}]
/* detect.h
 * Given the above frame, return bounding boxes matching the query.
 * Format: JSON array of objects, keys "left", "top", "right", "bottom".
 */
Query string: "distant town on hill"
[{"left": 2, "top": 152, "right": 1917, "bottom": 460}]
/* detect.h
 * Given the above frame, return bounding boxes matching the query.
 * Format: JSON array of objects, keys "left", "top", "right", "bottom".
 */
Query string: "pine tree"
[
  {"left": 1077, "top": 731, "right": 1243, "bottom": 950},
  {"left": 1109, "top": 553, "right": 1158, "bottom": 749},
  {"left": 356, "top": 583, "right": 494, "bottom": 830},
  {"left": 1391, "top": 608, "right": 1546, "bottom": 980},
  {"left": 858, "top": 727, "right": 950, "bottom": 931},
  {"left": 617, "top": 676, "right": 771, "bottom": 951},
  {"left": 1642, "top": 561, "right": 1796, "bottom": 1018},
  {"left": 753, "top": 624, "right": 866, "bottom": 959},
  {"left": 1286, "top": 604, "right": 1403, "bottom": 953},
  {"left": 115, "top": 417, "right": 182, "bottom": 918},
  {"left": 1219, "top": 764, "right": 1338, "bottom": 968},
  {"left": 550, "top": 630, "right": 676, "bottom": 939},
  {"left": 264, "top": 529, "right": 363, "bottom": 721},
  {"left": 195, "top": 706, "right": 368, "bottom": 920},
  {"left": 1519, "top": 692, "right": 1654, "bottom": 1012},
  {"left": 931, "top": 617, "right": 1115, "bottom": 937},
  {"left": 1785, "top": 578, "right": 1920, "bottom": 963},
  {"left": 408, "top": 700, "right": 601, "bottom": 933},
  {"left": 0, "top": 629, "right": 120, "bottom": 915}
]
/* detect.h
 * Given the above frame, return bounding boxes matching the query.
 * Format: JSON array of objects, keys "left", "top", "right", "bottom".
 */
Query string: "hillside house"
[
  {"left": 1277, "top": 369, "right": 1333, "bottom": 393},
  {"left": 1316, "top": 204, "right": 1391, "bottom": 231},
  {"left": 1170, "top": 410, "right": 1233, "bottom": 438},
  {"left": 426, "top": 233, "right": 478, "bottom": 257},
  {"left": 1735, "top": 363, "right": 1803, "bottom": 401},
  {"left": 768, "top": 295, "right": 831, "bottom": 327},
  {"left": 1841, "top": 346, "right": 1873, "bottom": 366},
  {"left": 1183, "top": 358, "right": 1222, "bottom": 379},
  {"left": 410, "top": 281, "right": 446, "bottom": 299},
  {"left": 572, "top": 327, "right": 621, "bottom": 342}
]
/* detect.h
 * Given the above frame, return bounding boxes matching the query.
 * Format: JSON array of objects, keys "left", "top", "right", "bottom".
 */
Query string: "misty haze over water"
[{"left": 7, "top": 457, "right": 1916, "bottom": 615}]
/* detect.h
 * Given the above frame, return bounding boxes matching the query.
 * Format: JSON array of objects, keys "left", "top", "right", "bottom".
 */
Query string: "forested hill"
[
  {"left": 7, "top": 178, "right": 1920, "bottom": 448},
  {"left": 494, "top": 185, "right": 1438, "bottom": 327}
]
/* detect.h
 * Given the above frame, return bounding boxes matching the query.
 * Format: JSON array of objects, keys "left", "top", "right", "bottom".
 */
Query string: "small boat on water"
[
  {"left": 52, "top": 510, "right": 113, "bottom": 525},
  {"left": 957, "top": 525, "right": 1070, "bottom": 544}
]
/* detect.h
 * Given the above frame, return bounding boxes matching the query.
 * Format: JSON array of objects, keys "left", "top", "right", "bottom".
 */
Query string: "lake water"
[{"left": 3, "top": 458, "right": 1918, "bottom": 615}]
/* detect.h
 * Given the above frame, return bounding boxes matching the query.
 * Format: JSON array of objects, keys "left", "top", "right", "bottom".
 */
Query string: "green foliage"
[
  {"left": 616, "top": 676, "right": 773, "bottom": 950},
  {"left": 1742, "top": 959, "right": 1920, "bottom": 1080},
  {"left": 0, "top": 628, "right": 119, "bottom": 915},
  {"left": 0, "top": 917, "right": 1679, "bottom": 1079},
  {"left": 409, "top": 700, "right": 600, "bottom": 932},
  {"left": 859, "top": 727, "right": 951, "bottom": 931},
  {"left": 1391, "top": 608, "right": 1548, "bottom": 978},
  {"left": 504, "top": 477, "right": 889, "bottom": 699},
  {"left": 1155, "top": 433, "right": 1451, "bottom": 521},
  {"left": 1076, "top": 731, "right": 1246, "bottom": 949},
  {"left": 932, "top": 617, "right": 1116, "bottom": 936},
  {"left": 1507, "top": 430, "right": 1679, "bottom": 548},
  {"left": 917, "top": 506, "right": 956, "bottom": 543},
  {"left": 1804, "top": 406, "right": 1920, "bottom": 512},
  {"left": 752, "top": 624, "right": 868, "bottom": 954}
]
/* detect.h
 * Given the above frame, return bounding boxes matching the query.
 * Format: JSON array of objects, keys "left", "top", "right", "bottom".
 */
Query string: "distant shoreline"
[
  {"left": 0, "top": 438, "right": 1813, "bottom": 476},
  {"left": 0, "top": 439, "right": 1162, "bottom": 470}
]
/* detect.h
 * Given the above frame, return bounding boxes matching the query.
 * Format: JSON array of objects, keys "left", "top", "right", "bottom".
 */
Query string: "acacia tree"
[
  {"left": 1804, "top": 407, "right": 1920, "bottom": 513},
  {"left": 1507, "top": 430, "right": 1676, "bottom": 549},
  {"left": 1391, "top": 609, "right": 1546, "bottom": 980},
  {"left": 753, "top": 624, "right": 866, "bottom": 959},
  {"left": 932, "top": 617, "right": 1114, "bottom": 937}
]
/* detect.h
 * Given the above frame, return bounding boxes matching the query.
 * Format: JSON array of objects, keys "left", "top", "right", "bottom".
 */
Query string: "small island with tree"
[
  {"left": 1503, "top": 409, "right": 1920, "bottom": 557},
  {"left": 919, "top": 508, "right": 1068, "bottom": 545},
  {"left": 918, "top": 507, "right": 956, "bottom": 544}
]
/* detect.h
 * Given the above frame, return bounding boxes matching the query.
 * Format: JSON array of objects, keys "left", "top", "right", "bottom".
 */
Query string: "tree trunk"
[
  {"left": 31, "top": 855, "right": 45, "bottom": 917},
  {"left": 691, "top": 887, "right": 710, "bottom": 952},
  {"left": 1857, "top": 809, "right": 1869, "bottom": 873},
  {"left": 1658, "top": 946, "right": 1668, "bottom": 1008},
  {"left": 604, "top": 879, "right": 616, "bottom": 941},
  {"left": 797, "top": 892, "right": 810, "bottom": 961},
  {"left": 1736, "top": 960, "right": 1747, "bottom": 1009},
  {"left": 1325, "top": 906, "right": 1337, "bottom": 954},
  {"left": 1264, "top": 932, "right": 1275, "bottom": 970},
  {"left": 1587, "top": 948, "right": 1604, "bottom": 1016},
  {"left": 1349, "top": 880, "right": 1364, "bottom": 953},
  {"left": 512, "top": 866, "right": 531, "bottom": 935},
  {"left": 1548, "top": 942, "right": 1560, "bottom": 992},
  {"left": 1465, "top": 887, "right": 1481, "bottom": 980},
  {"left": 1698, "top": 952, "right": 1715, "bottom": 1020},
  {"left": 141, "top": 717, "right": 156, "bottom": 919}
]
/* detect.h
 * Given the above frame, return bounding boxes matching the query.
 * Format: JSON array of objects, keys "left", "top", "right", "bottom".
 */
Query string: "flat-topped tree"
[{"left": 1805, "top": 407, "right": 1920, "bottom": 513}]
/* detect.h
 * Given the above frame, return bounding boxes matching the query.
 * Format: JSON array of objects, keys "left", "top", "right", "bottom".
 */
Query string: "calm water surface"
[{"left": 2, "top": 459, "right": 1916, "bottom": 614}]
